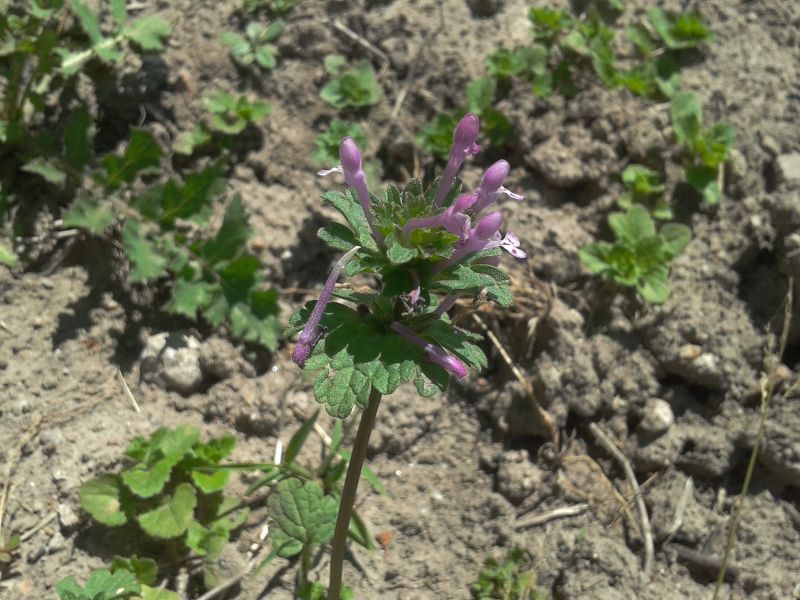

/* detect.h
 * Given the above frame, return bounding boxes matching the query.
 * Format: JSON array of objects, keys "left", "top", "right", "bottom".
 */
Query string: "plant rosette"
[{"left": 285, "top": 113, "right": 526, "bottom": 418}]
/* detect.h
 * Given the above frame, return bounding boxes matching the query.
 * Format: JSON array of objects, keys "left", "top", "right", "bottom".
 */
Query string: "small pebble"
[
  {"left": 638, "top": 399, "right": 675, "bottom": 436},
  {"left": 58, "top": 503, "right": 80, "bottom": 530}
]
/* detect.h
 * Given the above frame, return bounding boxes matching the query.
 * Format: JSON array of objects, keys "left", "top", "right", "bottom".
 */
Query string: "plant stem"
[
  {"left": 327, "top": 387, "right": 382, "bottom": 600},
  {"left": 712, "top": 281, "right": 793, "bottom": 598}
]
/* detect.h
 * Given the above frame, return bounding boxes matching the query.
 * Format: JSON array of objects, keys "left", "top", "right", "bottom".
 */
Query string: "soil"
[{"left": 2, "top": 0, "right": 800, "bottom": 599}]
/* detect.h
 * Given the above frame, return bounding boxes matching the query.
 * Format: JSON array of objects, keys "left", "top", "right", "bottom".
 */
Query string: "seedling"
[
  {"left": 617, "top": 164, "right": 671, "bottom": 219},
  {"left": 670, "top": 91, "right": 734, "bottom": 204},
  {"left": 213, "top": 409, "right": 380, "bottom": 595},
  {"left": 320, "top": 59, "right": 382, "bottom": 109},
  {"left": 472, "top": 547, "right": 539, "bottom": 600},
  {"left": 647, "top": 8, "right": 712, "bottom": 50},
  {"left": 0, "top": 534, "right": 20, "bottom": 577},
  {"left": 243, "top": 0, "right": 297, "bottom": 16},
  {"left": 203, "top": 91, "right": 271, "bottom": 135},
  {"left": 58, "top": 0, "right": 171, "bottom": 76},
  {"left": 314, "top": 120, "right": 368, "bottom": 165},
  {"left": 56, "top": 567, "right": 180, "bottom": 600},
  {"left": 78, "top": 426, "right": 248, "bottom": 590},
  {"left": 579, "top": 205, "right": 690, "bottom": 304},
  {"left": 288, "top": 114, "right": 524, "bottom": 598},
  {"left": 221, "top": 20, "right": 284, "bottom": 71}
]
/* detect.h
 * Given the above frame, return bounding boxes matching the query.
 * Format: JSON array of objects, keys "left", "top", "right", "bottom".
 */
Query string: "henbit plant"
[
  {"left": 56, "top": 567, "right": 181, "bottom": 600},
  {"left": 579, "top": 205, "right": 690, "bottom": 304},
  {"left": 287, "top": 113, "right": 526, "bottom": 598},
  {"left": 221, "top": 19, "right": 284, "bottom": 71},
  {"left": 670, "top": 90, "right": 735, "bottom": 205},
  {"left": 314, "top": 120, "right": 368, "bottom": 166},
  {"left": 472, "top": 547, "right": 541, "bottom": 600},
  {"left": 78, "top": 426, "right": 249, "bottom": 591},
  {"left": 319, "top": 58, "right": 382, "bottom": 110}
]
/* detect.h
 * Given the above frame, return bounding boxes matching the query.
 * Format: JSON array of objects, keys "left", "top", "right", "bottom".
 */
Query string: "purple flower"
[
  {"left": 471, "top": 160, "right": 524, "bottom": 215},
  {"left": 433, "top": 114, "right": 481, "bottom": 207},
  {"left": 403, "top": 193, "right": 477, "bottom": 241},
  {"left": 391, "top": 322, "right": 468, "bottom": 378},
  {"left": 318, "top": 137, "right": 384, "bottom": 244},
  {"left": 292, "top": 246, "right": 360, "bottom": 367},
  {"left": 432, "top": 211, "right": 526, "bottom": 273}
]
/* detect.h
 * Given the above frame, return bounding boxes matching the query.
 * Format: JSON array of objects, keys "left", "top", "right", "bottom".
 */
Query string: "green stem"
[{"left": 327, "top": 387, "right": 382, "bottom": 600}]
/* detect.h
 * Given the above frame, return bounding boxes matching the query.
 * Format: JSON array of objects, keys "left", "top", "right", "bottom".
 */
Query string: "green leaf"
[
  {"left": 137, "top": 483, "right": 197, "bottom": 538},
  {"left": 63, "top": 195, "right": 115, "bottom": 235},
  {"left": 173, "top": 124, "right": 212, "bottom": 156},
  {"left": 660, "top": 223, "right": 691, "bottom": 258},
  {"left": 63, "top": 106, "right": 94, "bottom": 171},
  {"left": 57, "top": 568, "right": 140, "bottom": 600},
  {"left": 578, "top": 242, "right": 615, "bottom": 274},
  {"left": 434, "top": 263, "right": 510, "bottom": 295},
  {"left": 0, "top": 242, "right": 18, "bottom": 269},
  {"left": 626, "top": 24, "right": 655, "bottom": 55},
  {"left": 323, "top": 54, "right": 347, "bottom": 75},
  {"left": 285, "top": 410, "right": 318, "bottom": 464},
  {"left": 79, "top": 475, "right": 128, "bottom": 526},
  {"left": 638, "top": 265, "right": 669, "bottom": 303},
  {"left": 71, "top": 1, "right": 103, "bottom": 44},
  {"left": 320, "top": 62, "right": 382, "bottom": 109},
  {"left": 221, "top": 31, "right": 250, "bottom": 57},
  {"left": 103, "top": 130, "right": 162, "bottom": 190},
  {"left": 608, "top": 206, "right": 655, "bottom": 244},
  {"left": 122, "top": 221, "right": 168, "bottom": 283},
  {"left": 137, "top": 587, "right": 182, "bottom": 600},
  {"left": 201, "top": 194, "right": 251, "bottom": 265},
  {"left": 22, "top": 157, "right": 66, "bottom": 186},
  {"left": 322, "top": 190, "right": 380, "bottom": 252},
  {"left": 111, "top": 556, "right": 158, "bottom": 586},
  {"left": 123, "top": 17, "right": 171, "bottom": 51},
  {"left": 268, "top": 479, "right": 337, "bottom": 558},
  {"left": 466, "top": 77, "right": 495, "bottom": 113},
  {"left": 110, "top": 0, "right": 127, "bottom": 25},
  {"left": 685, "top": 165, "right": 720, "bottom": 204},
  {"left": 648, "top": 8, "right": 711, "bottom": 50},
  {"left": 671, "top": 91, "right": 702, "bottom": 146},
  {"left": 318, "top": 222, "right": 358, "bottom": 252},
  {"left": 254, "top": 45, "right": 277, "bottom": 70},
  {"left": 122, "top": 457, "right": 177, "bottom": 499},
  {"left": 165, "top": 280, "right": 214, "bottom": 318},
  {"left": 313, "top": 120, "right": 367, "bottom": 165}
]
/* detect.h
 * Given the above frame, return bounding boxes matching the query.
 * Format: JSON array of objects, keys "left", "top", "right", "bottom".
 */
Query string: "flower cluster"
[{"left": 289, "top": 113, "right": 525, "bottom": 411}]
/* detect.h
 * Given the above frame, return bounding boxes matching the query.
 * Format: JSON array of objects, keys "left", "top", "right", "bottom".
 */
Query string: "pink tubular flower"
[
  {"left": 403, "top": 193, "right": 477, "bottom": 241},
  {"left": 432, "top": 211, "right": 526, "bottom": 273},
  {"left": 471, "top": 160, "right": 525, "bottom": 215},
  {"left": 391, "top": 322, "right": 468, "bottom": 378},
  {"left": 318, "top": 137, "right": 384, "bottom": 245},
  {"left": 433, "top": 114, "right": 481, "bottom": 207},
  {"left": 292, "top": 246, "right": 360, "bottom": 367}
]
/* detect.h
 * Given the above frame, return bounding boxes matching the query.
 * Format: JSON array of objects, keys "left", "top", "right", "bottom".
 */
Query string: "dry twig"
[
  {"left": 515, "top": 503, "right": 590, "bottom": 531},
  {"left": 589, "top": 423, "right": 654, "bottom": 576},
  {"left": 118, "top": 367, "right": 141, "bottom": 413}
]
